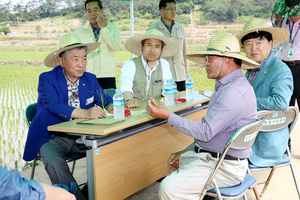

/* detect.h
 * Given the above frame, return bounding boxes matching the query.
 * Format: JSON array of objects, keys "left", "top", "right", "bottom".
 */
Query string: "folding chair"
[
  {"left": 248, "top": 106, "right": 300, "bottom": 199},
  {"left": 104, "top": 88, "right": 116, "bottom": 98},
  {"left": 199, "top": 118, "right": 265, "bottom": 200},
  {"left": 25, "top": 103, "right": 85, "bottom": 181}
]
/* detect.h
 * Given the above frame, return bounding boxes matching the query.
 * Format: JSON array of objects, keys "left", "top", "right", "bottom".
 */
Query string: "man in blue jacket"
[
  {"left": 23, "top": 33, "right": 113, "bottom": 200},
  {"left": 236, "top": 18, "right": 293, "bottom": 167}
]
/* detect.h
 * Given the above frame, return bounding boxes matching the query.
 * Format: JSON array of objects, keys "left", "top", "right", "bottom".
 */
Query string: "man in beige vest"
[
  {"left": 120, "top": 29, "right": 180, "bottom": 108},
  {"left": 147, "top": 0, "right": 189, "bottom": 92}
]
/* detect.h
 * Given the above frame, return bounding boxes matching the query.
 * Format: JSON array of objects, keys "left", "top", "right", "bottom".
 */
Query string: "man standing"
[
  {"left": 274, "top": 0, "right": 300, "bottom": 110},
  {"left": 146, "top": 33, "right": 259, "bottom": 200},
  {"left": 23, "top": 33, "right": 113, "bottom": 200},
  {"left": 147, "top": 0, "right": 188, "bottom": 92},
  {"left": 120, "top": 29, "right": 179, "bottom": 108},
  {"left": 236, "top": 18, "right": 293, "bottom": 166},
  {"left": 75, "top": 0, "right": 121, "bottom": 89}
]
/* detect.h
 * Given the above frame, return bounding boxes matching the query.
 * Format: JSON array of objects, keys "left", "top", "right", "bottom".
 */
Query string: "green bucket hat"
[
  {"left": 44, "top": 33, "right": 100, "bottom": 67},
  {"left": 125, "top": 29, "right": 180, "bottom": 57},
  {"left": 185, "top": 33, "right": 259, "bottom": 70},
  {"left": 274, "top": 0, "right": 300, "bottom": 17},
  {"left": 236, "top": 18, "right": 289, "bottom": 49}
]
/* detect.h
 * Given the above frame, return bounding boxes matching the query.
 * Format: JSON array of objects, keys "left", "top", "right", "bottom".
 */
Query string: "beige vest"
[{"left": 132, "top": 57, "right": 163, "bottom": 102}]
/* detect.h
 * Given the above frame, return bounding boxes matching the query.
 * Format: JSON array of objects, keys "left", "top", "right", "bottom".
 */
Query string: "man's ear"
[
  {"left": 59, "top": 57, "right": 64, "bottom": 68},
  {"left": 270, "top": 40, "right": 273, "bottom": 48}
]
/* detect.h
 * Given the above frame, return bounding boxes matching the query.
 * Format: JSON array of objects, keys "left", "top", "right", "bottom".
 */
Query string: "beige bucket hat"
[
  {"left": 125, "top": 29, "right": 180, "bottom": 57},
  {"left": 185, "top": 33, "right": 260, "bottom": 70},
  {"left": 44, "top": 33, "right": 100, "bottom": 67},
  {"left": 236, "top": 18, "right": 289, "bottom": 49}
]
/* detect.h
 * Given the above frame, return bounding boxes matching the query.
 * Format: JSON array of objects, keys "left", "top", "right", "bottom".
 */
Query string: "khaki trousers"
[{"left": 159, "top": 151, "right": 248, "bottom": 200}]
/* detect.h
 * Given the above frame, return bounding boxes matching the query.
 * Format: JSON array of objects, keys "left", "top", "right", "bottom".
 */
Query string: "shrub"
[
  {"left": 51, "top": 30, "right": 56, "bottom": 33},
  {"left": 0, "top": 27, "right": 11, "bottom": 35},
  {"left": 35, "top": 25, "right": 42, "bottom": 33}
]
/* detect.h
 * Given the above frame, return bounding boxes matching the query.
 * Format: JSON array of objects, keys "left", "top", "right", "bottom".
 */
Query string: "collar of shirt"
[
  {"left": 90, "top": 23, "right": 101, "bottom": 41},
  {"left": 215, "top": 69, "right": 243, "bottom": 91},
  {"left": 160, "top": 17, "right": 175, "bottom": 33},
  {"left": 210, "top": 69, "right": 243, "bottom": 109},
  {"left": 141, "top": 55, "right": 159, "bottom": 93},
  {"left": 246, "top": 53, "right": 270, "bottom": 85}
]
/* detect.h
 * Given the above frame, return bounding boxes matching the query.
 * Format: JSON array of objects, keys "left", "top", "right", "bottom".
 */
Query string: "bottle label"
[
  {"left": 113, "top": 99, "right": 124, "bottom": 106},
  {"left": 186, "top": 83, "right": 193, "bottom": 89},
  {"left": 164, "top": 88, "right": 172, "bottom": 95}
]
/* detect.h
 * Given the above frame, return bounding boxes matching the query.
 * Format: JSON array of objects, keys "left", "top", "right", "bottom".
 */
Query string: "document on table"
[{"left": 77, "top": 118, "right": 124, "bottom": 125}]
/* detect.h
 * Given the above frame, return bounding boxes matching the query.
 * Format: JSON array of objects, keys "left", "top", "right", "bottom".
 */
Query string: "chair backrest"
[
  {"left": 104, "top": 88, "right": 116, "bottom": 98},
  {"left": 201, "top": 118, "right": 265, "bottom": 196},
  {"left": 25, "top": 103, "right": 37, "bottom": 127},
  {"left": 257, "top": 106, "right": 299, "bottom": 135}
]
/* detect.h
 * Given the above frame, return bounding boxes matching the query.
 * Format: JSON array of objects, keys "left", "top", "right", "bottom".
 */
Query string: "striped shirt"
[{"left": 168, "top": 69, "right": 257, "bottom": 158}]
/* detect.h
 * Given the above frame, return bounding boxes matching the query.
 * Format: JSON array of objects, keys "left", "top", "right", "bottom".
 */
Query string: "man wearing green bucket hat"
[
  {"left": 146, "top": 33, "right": 259, "bottom": 200},
  {"left": 236, "top": 18, "right": 293, "bottom": 167},
  {"left": 120, "top": 29, "right": 179, "bottom": 108},
  {"left": 274, "top": 0, "right": 300, "bottom": 113}
]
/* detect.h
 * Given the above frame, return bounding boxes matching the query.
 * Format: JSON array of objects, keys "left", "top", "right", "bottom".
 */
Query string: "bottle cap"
[
  {"left": 187, "top": 75, "right": 191, "bottom": 78},
  {"left": 115, "top": 89, "right": 120, "bottom": 93}
]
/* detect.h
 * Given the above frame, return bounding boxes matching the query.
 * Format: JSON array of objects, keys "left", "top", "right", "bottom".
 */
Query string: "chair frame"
[
  {"left": 25, "top": 103, "right": 84, "bottom": 183},
  {"left": 199, "top": 118, "right": 265, "bottom": 200},
  {"left": 249, "top": 106, "right": 300, "bottom": 199}
]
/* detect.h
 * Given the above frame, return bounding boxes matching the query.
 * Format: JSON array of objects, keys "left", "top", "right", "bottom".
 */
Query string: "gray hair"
[{"left": 59, "top": 46, "right": 88, "bottom": 59}]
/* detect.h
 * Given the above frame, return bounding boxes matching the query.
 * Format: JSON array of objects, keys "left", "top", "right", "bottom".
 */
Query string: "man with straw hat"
[
  {"left": 146, "top": 32, "right": 259, "bottom": 200},
  {"left": 119, "top": 29, "right": 179, "bottom": 108},
  {"left": 23, "top": 33, "right": 113, "bottom": 200},
  {"left": 236, "top": 18, "right": 293, "bottom": 167},
  {"left": 274, "top": 0, "right": 300, "bottom": 114}
]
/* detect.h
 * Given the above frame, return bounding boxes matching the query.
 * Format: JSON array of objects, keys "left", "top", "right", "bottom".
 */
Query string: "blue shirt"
[
  {"left": 0, "top": 165, "right": 46, "bottom": 199},
  {"left": 168, "top": 69, "right": 257, "bottom": 158},
  {"left": 90, "top": 23, "right": 101, "bottom": 42},
  {"left": 161, "top": 18, "right": 175, "bottom": 34}
]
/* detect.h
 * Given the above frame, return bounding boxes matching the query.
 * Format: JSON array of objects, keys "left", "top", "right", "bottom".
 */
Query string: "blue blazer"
[
  {"left": 23, "top": 66, "right": 113, "bottom": 161},
  {"left": 247, "top": 53, "right": 293, "bottom": 167}
]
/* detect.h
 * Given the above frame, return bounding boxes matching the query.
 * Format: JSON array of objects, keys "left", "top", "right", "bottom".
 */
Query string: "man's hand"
[
  {"left": 146, "top": 99, "right": 172, "bottom": 120},
  {"left": 40, "top": 183, "right": 76, "bottom": 200},
  {"left": 168, "top": 149, "right": 189, "bottom": 170},
  {"left": 85, "top": 107, "right": 106, "bottom": 119},
  {"left": 71, "top": 107, "right": 106, "bottom": 119},
  {"left": 106, "top": 104, "right": 113, "bottom": 114},
  {"left": 95, "top": 12, "right": 108, "bottom": 29},
  {"left": 126, "top": 98, "right": 140, "bottom": 108}
]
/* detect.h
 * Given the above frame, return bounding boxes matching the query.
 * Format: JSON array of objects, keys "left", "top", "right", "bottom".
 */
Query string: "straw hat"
[
  {"left": 125, "top": 29, "right": 180, "bottom": 57},
  {"left": 185, "top": 33, "right": 259, "bottom": 70},
  {"left": 274, "top": 0, "right": 300, "bottom": 17},
  {"left": 44, "top": 33, "right": 100, "bottom": 67},
  {"left": 236, "top": 18, "right": 289, "bottom": 49}
]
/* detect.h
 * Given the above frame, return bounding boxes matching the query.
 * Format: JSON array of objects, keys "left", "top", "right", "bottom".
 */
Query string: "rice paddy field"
[{"left": 0, "top": 38, "right": 216, "bottom": 172}]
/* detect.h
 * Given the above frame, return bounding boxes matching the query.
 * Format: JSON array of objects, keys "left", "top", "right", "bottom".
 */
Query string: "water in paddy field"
[{"left": 0, "top": 65, "right": 49, "bottom": 172}]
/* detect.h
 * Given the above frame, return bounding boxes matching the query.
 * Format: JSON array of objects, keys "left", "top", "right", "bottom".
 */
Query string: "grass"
[{"left": 0, "top": 52, "right": 49, "bottom": 61}]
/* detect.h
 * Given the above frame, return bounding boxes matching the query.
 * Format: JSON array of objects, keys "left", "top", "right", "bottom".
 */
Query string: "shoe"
[
  {"left": 82, "top": 184, "right": 88, "bottom": 200},
  {"left": 202, "top": 195, "right": 215, "bottom": 200}
]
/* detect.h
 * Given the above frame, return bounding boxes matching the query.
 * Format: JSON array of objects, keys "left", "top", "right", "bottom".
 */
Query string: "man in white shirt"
[{"left": 120, "top": 29, "right": 179, "bottom": 108}]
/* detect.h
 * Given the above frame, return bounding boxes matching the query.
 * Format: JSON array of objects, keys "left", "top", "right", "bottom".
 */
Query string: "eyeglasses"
[
  {"left": 163, "top": 8, "right": 178, "bottom": 12},
  {"left": 205, "top": 55, "right": 211, "bottom": 62},
  {"left": 205, "top": 55, "right": 224, "bottom": 62}
]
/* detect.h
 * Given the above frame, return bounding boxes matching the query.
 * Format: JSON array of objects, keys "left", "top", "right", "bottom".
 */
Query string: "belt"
[
  {"left": 282, "top": 60, "right": 300, "bottom": 66},
  {"left": 194, "top": 146, "right": 245, "bottom": 161}
]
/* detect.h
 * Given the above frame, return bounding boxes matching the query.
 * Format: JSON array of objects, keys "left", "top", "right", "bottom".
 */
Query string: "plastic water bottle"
[
  {"left": 164, "top": 79, "right": 174, "bottom": 106},
  {"left": 171, "top": 79, "right": 178, "bottom": 104},
  {"left": 185, "top": 75, "right": 194, "bottom": 99},
  {"left": 113, "top": 89, "right": 125, "bottom": 120}
]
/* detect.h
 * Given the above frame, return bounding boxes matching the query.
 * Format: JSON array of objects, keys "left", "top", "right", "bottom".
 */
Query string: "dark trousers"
[
  {"left": 288, "top": 64, "right": 300, "bottom": 108},
  {"left": 40, "top": 136, "right": 86, "bottom": 200},
  {"left": 97, "top": 77, "right": 116, "bottom": 90},
  {"left": 287, "top": 64, "right": 300, "bottom": 151},
  {"left": 176, "top": 80, "right": 186, "bottom": 92}
]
